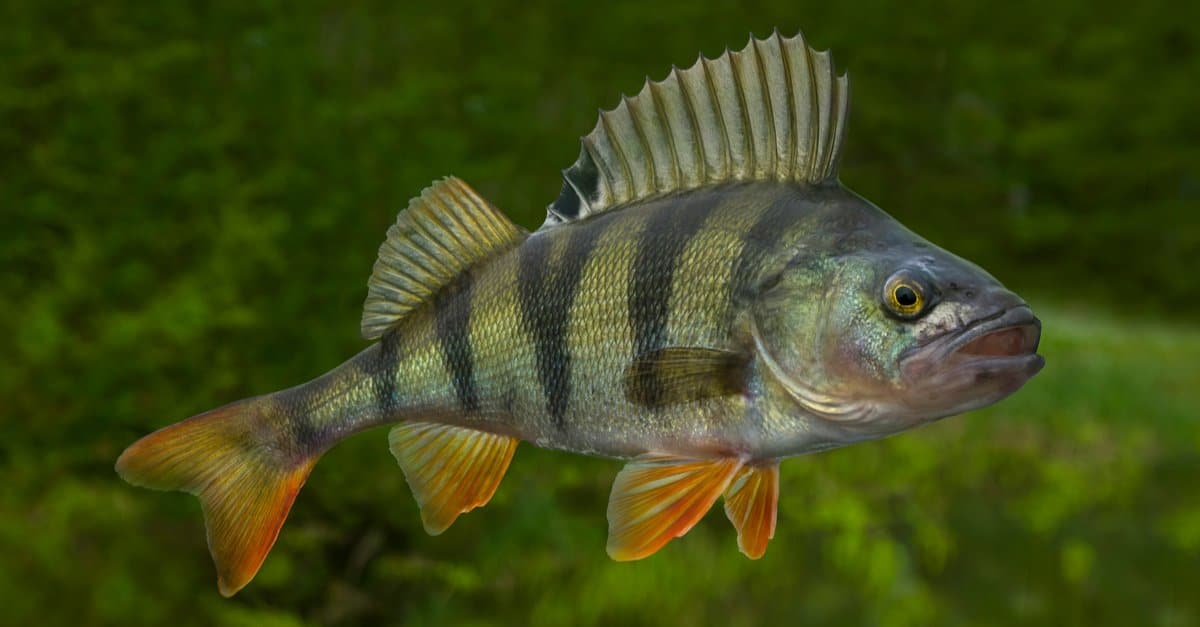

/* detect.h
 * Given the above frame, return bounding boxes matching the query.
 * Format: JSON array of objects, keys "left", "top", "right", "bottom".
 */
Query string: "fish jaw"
[{"left": 895, "top": 303, "right": 1044, "bottom": 419}]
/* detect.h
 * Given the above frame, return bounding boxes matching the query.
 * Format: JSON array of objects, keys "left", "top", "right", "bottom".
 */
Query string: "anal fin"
[
  {"left": 723, "top": 462, "right": 779, "bottom": 559},
  {"left": 606, "top": 453, "right": 742, "bottom": 560},
  {"left": 388, "top": 422, "right": 518, "bottom": 535}
]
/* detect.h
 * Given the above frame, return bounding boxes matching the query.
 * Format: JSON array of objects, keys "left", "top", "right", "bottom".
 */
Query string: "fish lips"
[{"left": 899, "top": 305, "right": 1045, "bottom": 413}]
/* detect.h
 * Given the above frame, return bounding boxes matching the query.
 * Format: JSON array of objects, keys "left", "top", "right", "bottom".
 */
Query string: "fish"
[{"left": 116, "top": 30, "right": 1044, "bottom": 596}]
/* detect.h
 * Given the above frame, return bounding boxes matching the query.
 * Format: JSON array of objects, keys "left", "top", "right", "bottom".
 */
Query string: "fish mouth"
[
  {"left": 941, "top": 306, "right": 1042, "bottom": 366},
  {"left": 899, "top": 305, "right": 1044, "bottom": 411}
]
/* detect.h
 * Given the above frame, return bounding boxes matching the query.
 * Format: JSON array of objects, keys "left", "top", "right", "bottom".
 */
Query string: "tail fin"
[{"left": 115, "top": 396, "right": 316, "bottom": 597}]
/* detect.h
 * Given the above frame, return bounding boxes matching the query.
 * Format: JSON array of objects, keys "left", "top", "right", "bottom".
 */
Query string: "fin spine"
[
  {"left": 751, "top": 36, "right": 778, "bottom": 178},
  {"left": 776, "top": 31, "right": 798, "bottom": 179}
]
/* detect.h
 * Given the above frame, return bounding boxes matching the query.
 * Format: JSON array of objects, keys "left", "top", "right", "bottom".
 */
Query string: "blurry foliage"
[{"left": 1, "top": 1, "right": 1197, "bottom": 625}]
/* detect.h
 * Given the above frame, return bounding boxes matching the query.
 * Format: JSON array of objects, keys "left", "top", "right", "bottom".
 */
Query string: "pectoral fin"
[
  {"left": 388, "top": 422, "right": 518, "bottom": 535},
  {"left": 624, "top": 347, "right": 749, "bottom": 408},
  {"left": 606, "top": 454, "right": 742, "bottom": 560},
  {"left": 723, "top": 462, "right": 779, "bottom": 559}
]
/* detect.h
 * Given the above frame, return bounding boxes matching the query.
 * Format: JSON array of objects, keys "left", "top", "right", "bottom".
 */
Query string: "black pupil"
[{"left": 895, "top": 285, "right": 918, "bottom": 307}]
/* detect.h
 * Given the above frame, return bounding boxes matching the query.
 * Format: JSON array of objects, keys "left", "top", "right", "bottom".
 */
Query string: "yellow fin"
[
  {"left": 388, "top": 422, "right": 518, "bottom": 535},
  {"left": 606, "top": 454, "right": 742, "bottom": 560},
  {"left": 723, "top": 462, "right": 779, "bottom": 559},
  {"left": 362, "top": 177, "right": 526, "bottom": 340}
]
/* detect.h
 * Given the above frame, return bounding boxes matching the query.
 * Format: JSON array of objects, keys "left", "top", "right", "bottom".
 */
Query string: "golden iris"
[{"left": 885, "top": 278, "right": 926, "bottom": 318}]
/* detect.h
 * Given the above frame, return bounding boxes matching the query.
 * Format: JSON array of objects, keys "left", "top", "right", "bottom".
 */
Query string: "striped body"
[
  {"left": 290, "top": 182, "right": 876, "bottom": 461},
  {"left": 117, "top": 32, "right": 1044, "bottom": 595}
]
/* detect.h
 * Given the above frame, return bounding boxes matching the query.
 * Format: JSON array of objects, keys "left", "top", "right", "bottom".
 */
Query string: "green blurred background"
[{"left": 3, "top": 1, "right": 1198, "bottom": 625}]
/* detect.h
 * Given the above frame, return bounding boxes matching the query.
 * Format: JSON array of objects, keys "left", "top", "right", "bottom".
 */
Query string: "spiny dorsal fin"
[
  {"left": 362, "top": 177, "right": 525, "bottom": 340},
  {"left": 545, "top": 30, "right": 850, "bottom": 226}
]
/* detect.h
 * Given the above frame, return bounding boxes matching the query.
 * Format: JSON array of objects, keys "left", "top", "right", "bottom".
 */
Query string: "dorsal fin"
[
  {"left": 361, "top": 177, "right": 525, "bottom": 340},
  {"left": 545, "top": 30, "right": 850, "bottom": 226}
]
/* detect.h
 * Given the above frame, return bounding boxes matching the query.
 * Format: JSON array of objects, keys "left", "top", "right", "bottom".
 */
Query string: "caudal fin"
[{"left": 115, "top": 396, "right": 316, "bottom": 597}]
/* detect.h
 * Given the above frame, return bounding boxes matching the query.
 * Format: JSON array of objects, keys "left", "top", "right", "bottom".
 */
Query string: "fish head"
[{"left": 752, "top": 204, "right": 1044, "bottom": 441}]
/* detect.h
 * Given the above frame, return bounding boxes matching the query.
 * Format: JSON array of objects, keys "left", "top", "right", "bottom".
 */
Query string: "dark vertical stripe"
[
  {"left": 517, "top": 236, "right": 553, "bottom": 422},
  {"left": 285, "top": 332, "right": 401, "bottom": 452},
  {"left": 627, "top": 194, "right": 720, "bottom": 406},
  {"left": 723, "top": 192, "right": 802, "bottom": 438},
  {"left": 283, "top": 381, "right": 328, "bottom": 452},
  {"left": 518, "top": 222, "right": 606, "bottom": 430},
  {"left": 728, "top": 199, "right": 800, "bottom": 312},
  {"left": 367, "top": 327, "right": 402, "bottom": 421},
  {"left": 434, "top": 272, "right": 480, "bottom": 412}
]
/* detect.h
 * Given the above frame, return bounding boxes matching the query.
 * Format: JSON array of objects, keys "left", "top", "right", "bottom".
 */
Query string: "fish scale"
[{"left": 116, "top": 31, "right": 1043, "bottom": 596}]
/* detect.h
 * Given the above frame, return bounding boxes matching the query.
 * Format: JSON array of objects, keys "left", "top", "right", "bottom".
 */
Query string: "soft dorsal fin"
[
  {"left": 362, "top": 177, "right": 526, "bottom": 340},
  {"left": 545, "top": 30, "right": 850, "bottom": 226}
]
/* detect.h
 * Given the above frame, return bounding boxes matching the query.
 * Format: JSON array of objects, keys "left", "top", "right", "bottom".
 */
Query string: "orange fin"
[
  {"left": 723, "top": 462, "right": 779, "bottom": 559},
  {"left": 115, "top": 397, "right": 316, "bottom": 597},
  {"left": 606, "top": 454, "right": 742, "bottom": 560},
  {"left": 388, "top": 422, "right": 518, "bottom": 535}
]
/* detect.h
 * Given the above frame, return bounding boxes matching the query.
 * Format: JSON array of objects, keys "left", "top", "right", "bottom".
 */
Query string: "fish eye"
[{"left": 883, "top": 273, "right": 930, "bottom": 319}]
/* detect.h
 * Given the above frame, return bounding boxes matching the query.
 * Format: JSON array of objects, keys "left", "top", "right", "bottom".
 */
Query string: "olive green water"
[{"left": 3, "top": 2, "right": 1198, "bottom": 625}]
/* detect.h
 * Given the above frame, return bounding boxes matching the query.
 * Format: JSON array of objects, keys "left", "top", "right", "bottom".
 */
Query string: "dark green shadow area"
[{"left": 2, "top": 1, "right": 1197, "bottom": 625}]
